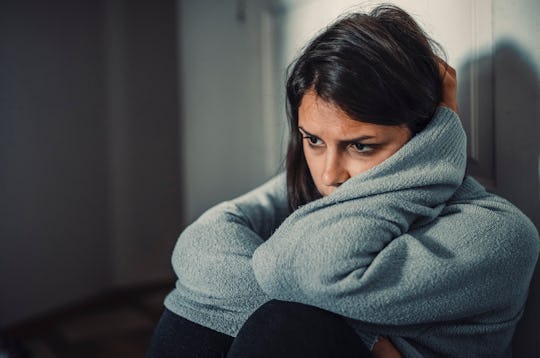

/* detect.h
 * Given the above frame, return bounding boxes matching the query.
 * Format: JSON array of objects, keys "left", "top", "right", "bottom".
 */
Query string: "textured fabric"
[
  {"left": 165, "top": 107, "right": 540, "bottom": 357},
  {"left": 165, "top": 175, "right": 288, "bottom": 336}
]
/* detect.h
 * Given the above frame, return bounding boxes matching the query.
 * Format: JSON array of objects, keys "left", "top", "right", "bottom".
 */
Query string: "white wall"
[{"left": 275, "top": 0, "right": 492, "bottom": 66}]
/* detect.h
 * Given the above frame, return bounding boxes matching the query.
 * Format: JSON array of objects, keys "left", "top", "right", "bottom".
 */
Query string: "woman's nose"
[{"left": 321, "top": 153, "right": 350, "bottom": 187}]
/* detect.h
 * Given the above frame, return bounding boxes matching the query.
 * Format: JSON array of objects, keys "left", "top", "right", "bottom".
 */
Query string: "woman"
[{"left": 148, "top": 5, "right": 539, "bottom": 357}]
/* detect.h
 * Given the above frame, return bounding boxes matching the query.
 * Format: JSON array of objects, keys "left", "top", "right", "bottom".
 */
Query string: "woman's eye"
[
  {"left": 303, "top": 135, "right": 323, "bottom": 146},
  {"left": 351, "top": 143, "right": 374, "bottom": 153}
]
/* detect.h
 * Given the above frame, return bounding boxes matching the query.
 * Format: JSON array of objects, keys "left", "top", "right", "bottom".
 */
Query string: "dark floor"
[{"left": 0, "top": 282, "right": 172, "bottom": 358}]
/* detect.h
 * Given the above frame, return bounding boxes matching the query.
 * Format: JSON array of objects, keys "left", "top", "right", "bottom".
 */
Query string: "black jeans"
[{"left": 147, "top": 300, "right": 371, "bottom": 358}]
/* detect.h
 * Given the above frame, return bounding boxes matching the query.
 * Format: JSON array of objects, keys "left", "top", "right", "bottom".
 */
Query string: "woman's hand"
[
  {"left": 439, "top": 60, "right": 459, "bottom": 113},
  {"left": 372, "top": 336, "right": 402, "bottom": 358}
]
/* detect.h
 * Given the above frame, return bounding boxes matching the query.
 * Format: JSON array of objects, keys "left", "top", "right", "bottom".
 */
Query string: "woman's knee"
[
  {"left": 243, "top": 299, "right": 336, "bottom": 329},
  {"left": 147, "top": 309, "right": 233, "bottom": 358},
  {"left": 228, "top": 300, "right": 371, "bottom": 357}
]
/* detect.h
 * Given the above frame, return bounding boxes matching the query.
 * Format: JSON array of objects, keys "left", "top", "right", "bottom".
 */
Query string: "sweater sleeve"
[
  {"left": 251, "top": 178, "right": 444, "bottom": 324},
  {"left": 164, "top": 173, "right": 289, "bottom": 336},
  {"left": 252, "top": 177, "right": 540, "bottom": 330}
]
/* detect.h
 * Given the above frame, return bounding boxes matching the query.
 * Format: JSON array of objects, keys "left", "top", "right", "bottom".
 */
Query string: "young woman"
[{"left": 148, "top": 5, "right": 539, "bottom": 357}]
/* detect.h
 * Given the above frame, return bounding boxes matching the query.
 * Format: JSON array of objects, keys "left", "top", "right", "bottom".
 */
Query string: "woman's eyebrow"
[
  {"left": 298, "top": 127, "right": 314, "bottom": 136},
  {"left": 298, "top": 126, "right": 376, "bottom": 142}
]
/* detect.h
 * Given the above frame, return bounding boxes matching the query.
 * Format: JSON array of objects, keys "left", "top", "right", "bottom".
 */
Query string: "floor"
[{"left": 0, "top": 282, "right": 172, "bottom": 358}]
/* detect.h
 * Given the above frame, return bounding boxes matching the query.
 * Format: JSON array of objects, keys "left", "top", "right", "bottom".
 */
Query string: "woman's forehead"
[{"left": 298, "top": 91, "right": 408, "bottom": 139}]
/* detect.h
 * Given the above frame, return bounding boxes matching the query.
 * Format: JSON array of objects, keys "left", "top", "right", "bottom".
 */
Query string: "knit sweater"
[{"left": 165, "top": 107, "right": 539, "bottom": 357}]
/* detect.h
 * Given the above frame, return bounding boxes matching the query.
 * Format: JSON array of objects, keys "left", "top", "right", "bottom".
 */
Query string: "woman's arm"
[
  {"left": 171, "top": 173, "right": 288, "bottom": 299},
  {"left": 165, "top": 173, "right": 289, "bottom": 336},
  {"left": 252, "top": 106, "right": 471, "bottom": 324},
  {"left": 254, "top": 180, "right": 539, "bottom": 324}
]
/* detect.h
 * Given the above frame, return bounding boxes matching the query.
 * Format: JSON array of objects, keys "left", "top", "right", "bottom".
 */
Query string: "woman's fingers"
[
  {"left": 438, "top": 59, "right": 459, "bottom": 113},
  {"left": 372, "top": 336, "right": 402, "bottom": 358}
]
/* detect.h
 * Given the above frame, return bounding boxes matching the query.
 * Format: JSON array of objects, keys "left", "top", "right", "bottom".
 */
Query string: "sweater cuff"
[{"left": 356, "top": 331, "right": 379, "bottom": 351}]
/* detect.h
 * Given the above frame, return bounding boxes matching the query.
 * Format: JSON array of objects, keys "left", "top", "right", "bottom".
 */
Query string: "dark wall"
[
  {"left": 0, "top": 0, "right": 181, "bottom": 327},
  {"left": 105, "top": 0, "right": 182, "bottom": 285},
  {"left": 0, "top": 0, "right": 110, "bottom": 326}
]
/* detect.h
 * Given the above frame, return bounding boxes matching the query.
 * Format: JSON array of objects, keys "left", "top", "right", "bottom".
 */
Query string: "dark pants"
[{"left": 147, "top": 300, "right": 371, "bottom": 358}]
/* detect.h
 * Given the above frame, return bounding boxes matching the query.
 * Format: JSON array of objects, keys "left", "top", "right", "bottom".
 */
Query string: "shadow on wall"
[{"left": 459, "top": 40, "right": 540, "bottom": 356}]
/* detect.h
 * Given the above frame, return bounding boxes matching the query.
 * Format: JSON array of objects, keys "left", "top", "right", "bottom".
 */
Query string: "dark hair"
[{"left": 286, "top": 4, "right": 445, "bottom": 211}]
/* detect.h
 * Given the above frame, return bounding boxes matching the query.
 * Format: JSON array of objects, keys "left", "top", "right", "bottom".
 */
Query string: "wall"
[
  {"left": 0, "top": 0, "right": 181, "bottom": 327},
  {"left": 178, "top": 0, "right": 273, "bottom": 223},
  {"left": 492, "top": 0, "right": 540, "bottom": 355},
  {"left": 0, "top": 0, "right": 110, "bottom": 326},
  {"left": 105, "top": 0, "right": 182, "bottom": 286}
]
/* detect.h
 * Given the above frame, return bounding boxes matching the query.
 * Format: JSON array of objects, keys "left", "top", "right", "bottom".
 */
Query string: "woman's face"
[{"left": 298, "top": 91, "right": 412, "bottom": 197}]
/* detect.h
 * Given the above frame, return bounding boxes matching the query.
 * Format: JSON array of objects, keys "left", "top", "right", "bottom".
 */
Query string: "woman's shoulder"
[{"left": 442, "top": 175, "right": 539, "bottom": 255}]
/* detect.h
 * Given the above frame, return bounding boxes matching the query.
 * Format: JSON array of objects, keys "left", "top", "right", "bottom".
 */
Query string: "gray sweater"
[{"left": 165, "top": 107, "right": 539, "bottom": 357}]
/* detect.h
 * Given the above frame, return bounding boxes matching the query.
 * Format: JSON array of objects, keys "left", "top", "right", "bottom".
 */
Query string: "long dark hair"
[{"left": 286, "top": 4, "right": 445, "bottom": 211}]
